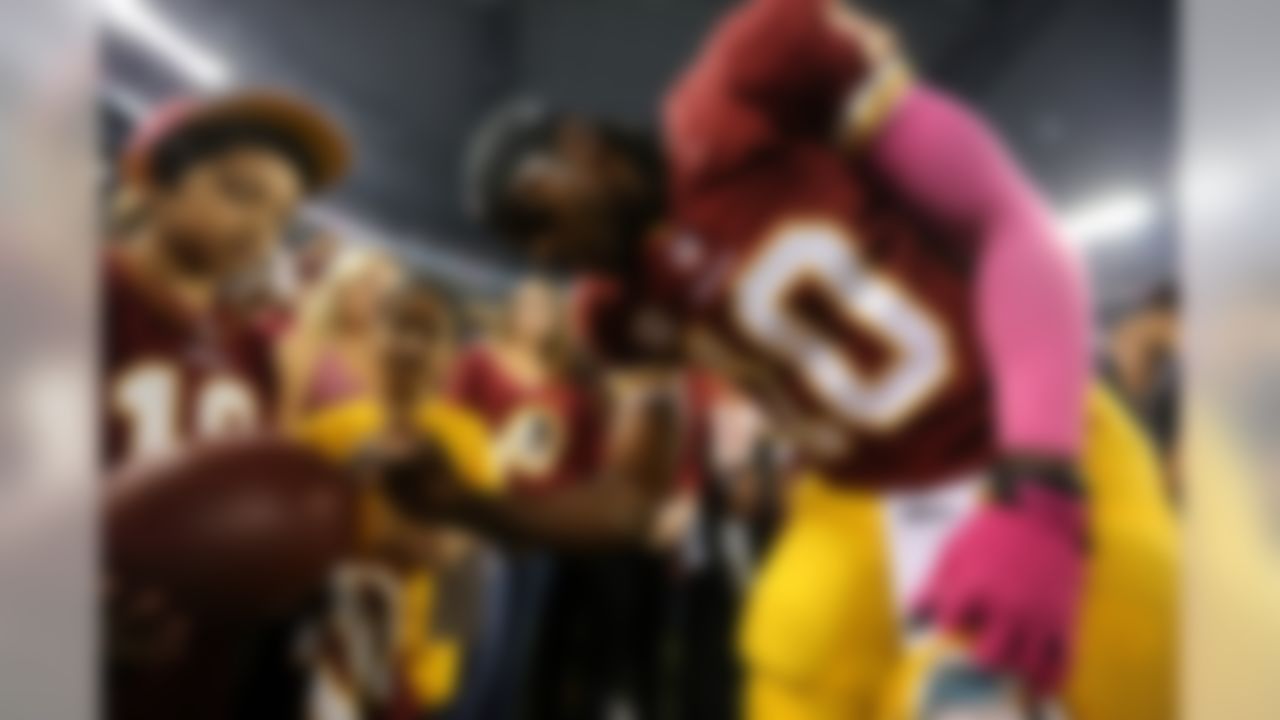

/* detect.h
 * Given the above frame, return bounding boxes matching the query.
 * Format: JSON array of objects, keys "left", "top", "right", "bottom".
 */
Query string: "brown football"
[{"left": 106, "top": 434, "right": 358, "bottom": 618}]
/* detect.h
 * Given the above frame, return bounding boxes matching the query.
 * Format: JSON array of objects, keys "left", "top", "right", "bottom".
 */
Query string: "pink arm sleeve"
[{"left": 866, "top": 86, "right": 1090, "bottom": 457}]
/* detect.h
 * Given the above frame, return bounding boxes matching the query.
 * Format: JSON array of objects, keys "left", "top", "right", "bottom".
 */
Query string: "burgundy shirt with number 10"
[{"left": 102, "top": 248, "right": 277, "bottom": 469}]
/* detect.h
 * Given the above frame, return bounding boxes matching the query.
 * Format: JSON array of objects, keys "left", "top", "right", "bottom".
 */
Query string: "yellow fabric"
[
  {"left": 399, "top": 571, "right": 462, "bottom": 709},
  {"left": 743, "top": 385, "right": 1177, "bottom": 720},
  {"left": 291, "top": 398, "right": 382, "bottom": 463},
  {"left": 291, "top": 397, "right": 500, "bottom": 492},
  {"left": 415, "top": 400, "right": 504, "bottom": 494},
  {"left": 292, "top": 397, "right": 500, "bottom": 554},
  {"left": 291, "top": 396, "right": 497, "bottom": 709},
  {"left": 1056, "top": 385, "right": 1177, "bottom": 720},
  {"left": 741, "top": 478, "right": 899, "bottom": 720}
]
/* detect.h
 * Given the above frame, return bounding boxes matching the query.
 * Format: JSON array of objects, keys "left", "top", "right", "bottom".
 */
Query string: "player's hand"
[{"left": 914, "top": 466, "right": 1087, "bottom": 696}]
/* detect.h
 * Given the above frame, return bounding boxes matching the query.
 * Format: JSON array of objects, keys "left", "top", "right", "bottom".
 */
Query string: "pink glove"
[{"left": 915, "top": 478, "right": 1087, "bottom": 695}]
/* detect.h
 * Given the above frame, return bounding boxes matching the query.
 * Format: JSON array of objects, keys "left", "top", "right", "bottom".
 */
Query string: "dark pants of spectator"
[
  {"left": 524, "top": 551, "right": 672, "bottom": 720},
  {"left": 667, "top": 563, "right": 740, "bottom": 720},
  {"left": 449, "top": 551, "right": 553, "bottom": 720}
]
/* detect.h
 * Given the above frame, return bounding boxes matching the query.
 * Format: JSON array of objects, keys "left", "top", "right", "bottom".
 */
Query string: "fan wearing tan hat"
[
  {"left": 114, "top": 90, "right": 349, "bottom": 292},
  {"left": 103, "top": 91, "right": 350, "bottom": 720}
]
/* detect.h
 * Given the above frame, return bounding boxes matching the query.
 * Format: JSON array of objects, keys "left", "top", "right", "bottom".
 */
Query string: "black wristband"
[{"left": 990, "top": 458, "right": 1085, "bottom": 504}]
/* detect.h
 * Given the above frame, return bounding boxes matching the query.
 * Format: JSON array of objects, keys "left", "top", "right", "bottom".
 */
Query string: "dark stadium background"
[{"left": 102, "top": 0, "right": 1175, "bottom": 310}]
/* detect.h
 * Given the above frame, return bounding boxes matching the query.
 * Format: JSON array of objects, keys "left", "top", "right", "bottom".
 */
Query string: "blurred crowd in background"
[
  {"left": 100, "top": 181, "right": 1182, "bottom": 719},
  {"left": 103, "top": 199, "right": 780, "bottom": 719}
]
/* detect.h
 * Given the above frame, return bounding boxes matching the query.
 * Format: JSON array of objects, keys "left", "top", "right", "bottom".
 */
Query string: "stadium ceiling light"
[
  {"left": 1060, "top": 190, "right": 1157, "bottom": 249},
  {"left": 103, "top": 0, "right": 232, "bottom": 89}
]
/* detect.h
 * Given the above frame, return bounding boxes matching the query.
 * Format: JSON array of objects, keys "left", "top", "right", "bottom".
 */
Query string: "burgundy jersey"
[
  {"left": 448, "top": 344, "right": 604, "bottom": 494},
  {"left": 580, "top": 0, "right": 995, "bottom": 488},
  {"left": 102, "top": 249, "right": 276, "bottom": 469},
  {"left": 102, "top": 248, "right": 282, "bottom": 720}
]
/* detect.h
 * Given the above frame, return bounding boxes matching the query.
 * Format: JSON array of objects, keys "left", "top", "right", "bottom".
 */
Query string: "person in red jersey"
[
  {"left": 450, "top": 277, "right": 605, "bottom": 494},
  {"left": 387, "top": 1, "right": 1175, "bottom": 718},
  {"left": 446, "top": 277, "right": 609, "bottom": 720},
  {"left": 105, "top": 92, "right": 349, "bottom": 465},
  {"left": 450, "top": 278, "right": 710, "bottom": 720},
  {"left": 103, "top": 91, "right": 350, "bottom": 720}
]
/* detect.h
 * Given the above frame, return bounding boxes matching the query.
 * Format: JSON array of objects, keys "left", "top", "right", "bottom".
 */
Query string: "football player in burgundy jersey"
[
  {"left": 393, "top": 0, "right": 1175, "bottom": 716},
  {"left": 104, "top": 92, "right": 349, "bottom": 720}
]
